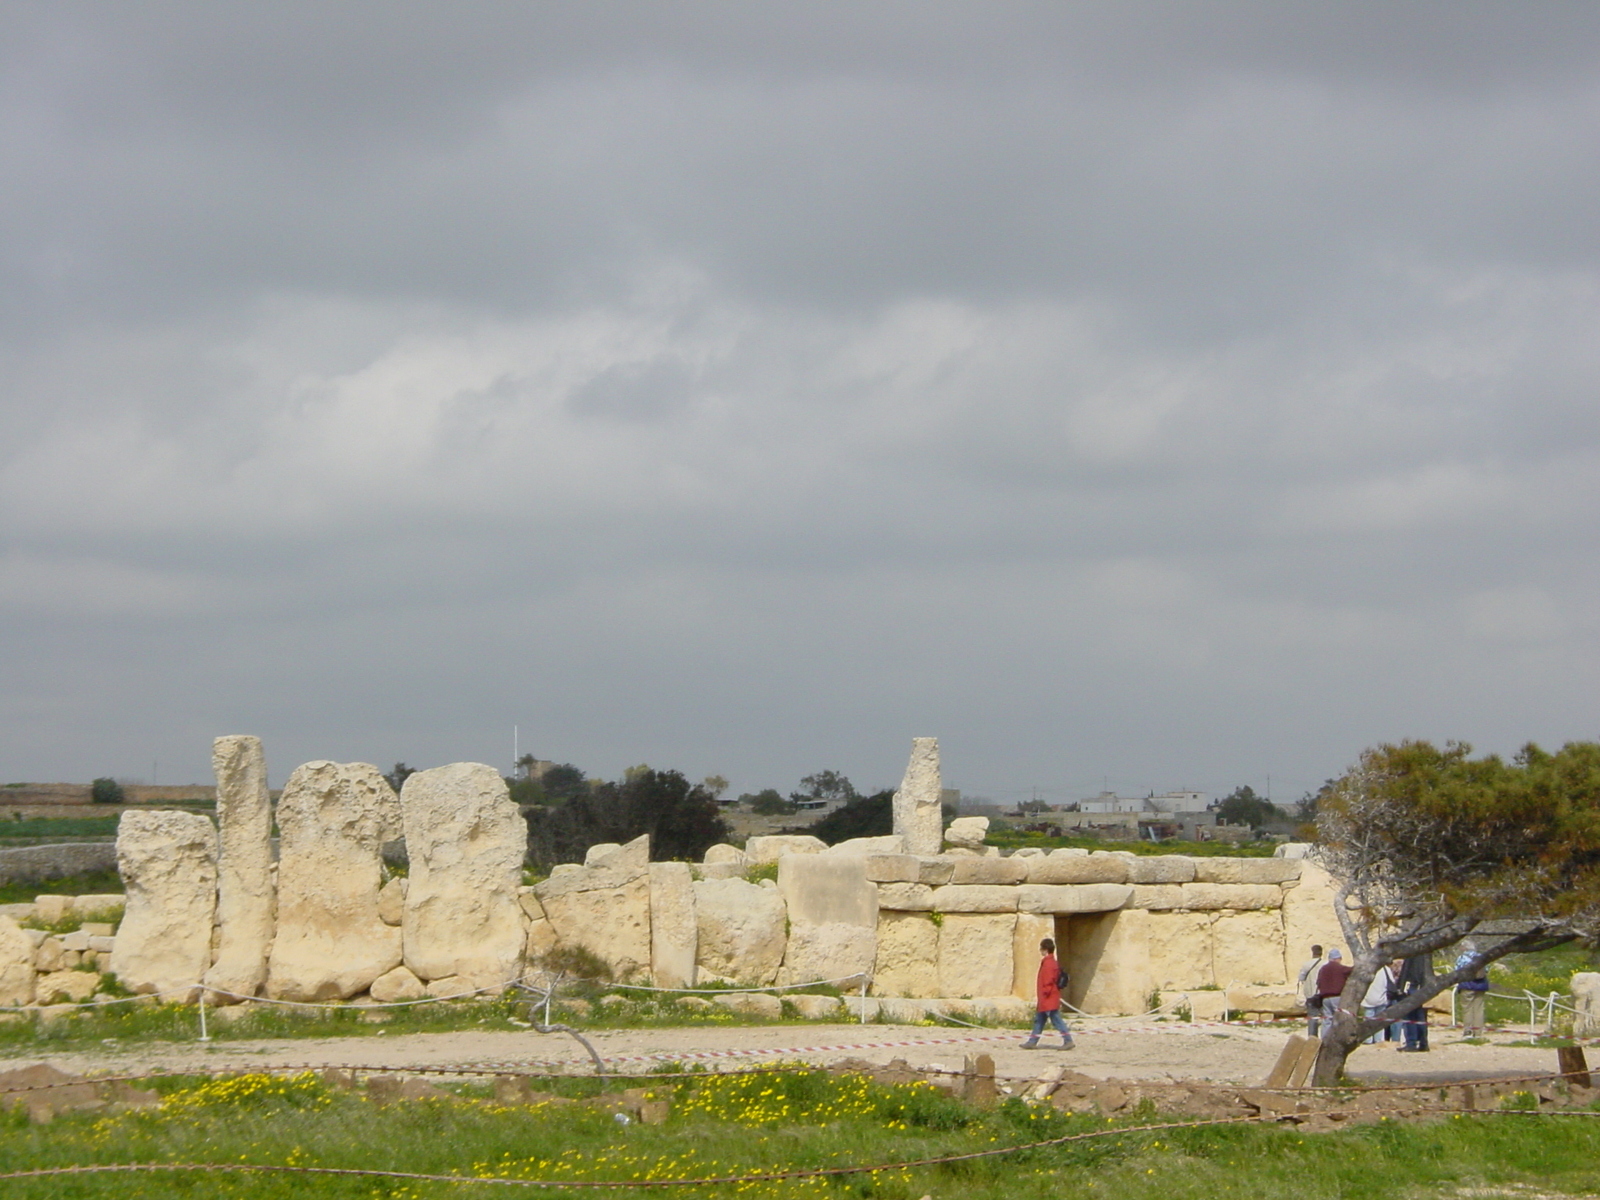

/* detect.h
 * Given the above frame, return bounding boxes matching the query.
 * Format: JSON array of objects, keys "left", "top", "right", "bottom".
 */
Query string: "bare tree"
[{"left": 1310, "top": 739, "right": 1600, "bottom": 1084}]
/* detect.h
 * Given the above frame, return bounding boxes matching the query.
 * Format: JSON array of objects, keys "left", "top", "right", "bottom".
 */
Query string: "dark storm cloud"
[{"left": 1, "top": 2, "right": 1597, "bottom": 796}]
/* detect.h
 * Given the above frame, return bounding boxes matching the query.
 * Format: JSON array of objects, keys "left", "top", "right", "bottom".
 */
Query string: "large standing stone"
[
  {"left": 891, "top": 737, "right": 943, "bottom": 857},
  {"left": 265, "top": 762, "right": 401, "bottom": 1001},
  {"left": 0, "top": 916, "right": 35, "bottom": 1006},
  {"left": 777, "top": 854, "right": 877, "bottom": 986},
  {"left": 693, "top": 877, "right": 786, "bottom": 985},
  {"left": 110, "top": 810, "right": 218, "bottom": 999},
  {"left": 401, "top": 763, "right": 526, "bottom": 990},
  {"left": 873, "top": 911, "right": 939, "bottom": 997},
  {"left": 649, "top": 862, "right": 697, "bottom": 989},
  {"left": 202, "top": 735, "right": 275, "bottom": 1001},
  {"left": 1572, "top": 972, "right": 1600, "bottom": 1037},
  {"left": 937, "top": 913, "right": 1016, "bottom": 997},
  {"left": 535, "top": 836, "right": 653, "bottom": 979},
  {"left": 1277, "top": 858, "right": 1349, "bottom": 980},
  {"left": 1142, "top": 911, "right": 1216, "bottom": 990},
  {"left": 1212, "top": 909, "right": 1288, "bottom": 987},
  {"left": 1062, "top": 909, "right": 1162, "bottom": 1014}
]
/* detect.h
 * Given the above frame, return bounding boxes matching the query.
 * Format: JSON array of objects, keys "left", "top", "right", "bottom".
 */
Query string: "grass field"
[
  {"left": 3, "top": 1065, "right": 1600, "bottom": 1199},
  {"left": 984, "top": 831, "right": 1279, "bottom": 856},
  {"left": 0, "top": 870, "right": 124, "bottom": 906}
]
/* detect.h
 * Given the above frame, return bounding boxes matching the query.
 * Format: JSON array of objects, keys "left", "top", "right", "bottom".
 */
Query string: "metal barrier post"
[
  {"left": 197, "top": 990, "right": 211, "bottom": 1043},
  {"left": 860, "top": 975, "right": 868, "bottom": 1024}
]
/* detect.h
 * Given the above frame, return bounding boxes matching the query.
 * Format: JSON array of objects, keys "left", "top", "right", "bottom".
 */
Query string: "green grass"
[
  {"left": 0, "top": 815, "right": 121, "bottom": 840},
  {"left": 0, "top": 869, "right": 124, "bottom": 906},
  {"left": 3, "top": 1067, "right": 1600, "bottom": 1198},
  {"left": 986, "top": 831, "right": 1279, "bottom": 856}
]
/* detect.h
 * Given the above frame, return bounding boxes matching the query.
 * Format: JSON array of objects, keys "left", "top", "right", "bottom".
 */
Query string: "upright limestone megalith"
[
  {"left": 265, "top": 761, "right": 402, "bottom": 1001},
  {"left": 202, "top": 735, "right": 275, "bottom": 1000},
  {"left": 892, "top": 737, "right": 943, "bottom": 856},
  {"left": 400, "top": 763, "right": 526, "bottom": 990},
  {"left": 110, "top": 809, "right": 218, "bottom": 999}
]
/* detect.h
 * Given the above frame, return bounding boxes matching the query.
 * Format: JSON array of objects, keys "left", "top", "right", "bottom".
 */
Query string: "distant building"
[{"left": 1076, "top": 789, "right": 1212, "bottom": 815}]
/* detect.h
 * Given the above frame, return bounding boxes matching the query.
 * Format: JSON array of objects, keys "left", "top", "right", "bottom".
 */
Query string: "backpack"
[{"left": 1056, "top": 965, "right": 1070, "bottom": 991}]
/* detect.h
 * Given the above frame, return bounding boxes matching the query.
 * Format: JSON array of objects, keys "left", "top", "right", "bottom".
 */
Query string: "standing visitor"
[
  {"left": 1454, "top": 941, "right": 1490, "bottom": 1037},
  {"left": 1297, "top": 944, "right": 1327, "bottom": 1036},
  {"left": 1021, "top": 937, "right": 1075, "bottom": 1050},
  {"left": 1314, "top": 948, "right": 1354, "bottom": 1035},
  {"left": 1396, "top": 954, "right": 1432, "bottom": 1052}
]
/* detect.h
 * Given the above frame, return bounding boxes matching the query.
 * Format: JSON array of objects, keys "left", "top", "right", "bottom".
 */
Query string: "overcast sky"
[{"left": 2, "top": 3, "right": 1597, "bottom": 804}]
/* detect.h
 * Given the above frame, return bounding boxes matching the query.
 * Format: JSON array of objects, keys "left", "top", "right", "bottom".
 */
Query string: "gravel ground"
[{"left": 4, "top": 1018, "right": 1578, "bottom": 1087}]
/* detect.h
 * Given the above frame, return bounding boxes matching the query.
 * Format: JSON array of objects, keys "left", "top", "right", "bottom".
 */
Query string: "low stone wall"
[{"left": 0, "top": 842, "right": 119, "bottom": 886}]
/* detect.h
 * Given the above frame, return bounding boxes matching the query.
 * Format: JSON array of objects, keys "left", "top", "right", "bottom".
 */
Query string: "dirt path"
[{"left": 5, "top": 1019, "right": 1572, "bottom": 1087}]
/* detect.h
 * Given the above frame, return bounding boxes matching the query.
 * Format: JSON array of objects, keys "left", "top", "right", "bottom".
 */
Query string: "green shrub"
[{"left": 90, "top": 778, "right": 125, "bottom": 805}]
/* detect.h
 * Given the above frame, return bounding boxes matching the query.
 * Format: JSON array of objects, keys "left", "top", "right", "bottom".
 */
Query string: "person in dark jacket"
[
  {"left": 1394, "top": 953, "right": 1431, "bottom": 1051},
  {"left": 1021, "top": 937, "right": 1075, "bottom": 1050}
]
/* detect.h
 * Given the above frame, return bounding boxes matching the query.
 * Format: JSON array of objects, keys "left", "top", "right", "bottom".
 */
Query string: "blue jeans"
[{"left": 1027, "top": 1008, "right": 1071, "bottom": 1041}]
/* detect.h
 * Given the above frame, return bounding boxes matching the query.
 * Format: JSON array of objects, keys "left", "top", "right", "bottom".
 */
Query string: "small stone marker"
[
  {"left": 1557, "top": 1045, "right": 1590, "bottom": 1089},
  {"left": 961, "top": 1052, "right": 997, "bottom": 1107},
  {"left": 1287, "top": 1037, "right": 1322, "bottom": 1088}
]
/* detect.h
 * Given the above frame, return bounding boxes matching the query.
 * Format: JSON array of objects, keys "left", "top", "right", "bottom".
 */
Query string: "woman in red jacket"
[{"left": 1021, "top": 937, "right": 1076, "bottom": 1050}]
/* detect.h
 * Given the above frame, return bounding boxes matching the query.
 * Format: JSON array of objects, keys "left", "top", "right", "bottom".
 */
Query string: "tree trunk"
[{"left": 1312, "top": 1001, "right": 1366, "bottom": 1085}]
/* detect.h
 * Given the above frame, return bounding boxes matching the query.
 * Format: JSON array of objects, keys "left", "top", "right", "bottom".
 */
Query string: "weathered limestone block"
[
  {"left": 35, "top": 970, "right": 99, "bottom": 1004},
  {"left": 931, "top": 885, "right": 1019, "bottom": 913},
  {"left": 937, "top": 913, "right": 1016, "bottom": 997},
  {"left": 865, "top": 854, "right": 920, "bottom": 883},
  {"left": 1124, "top": 856, "right": 1196, "bottom": 884},
  {"left": 425, "top": 976, "right": 472, "bottom": 999},
  {"left": 779, "top": 855, "right": 877, "bottom": 927},
  {"left": 702, "top": 844, "right": 747, "bottom": 866},
  {"left": 778, "top": 923, "right": 876, "bottom": 986},
  {"left": 377, "top": 878, "right": 406, "bottom": 927},
  {"left": 693, "top": 878, "right": 786, "bottom": 985},
  {"left": 1159, "top": 989, "right": 1228, "bottom": 1021},
  {"left": 915, "top": 857, "right": 955, "bottom": 885},
  {"left": 876, "top": 882, "right": 934, "bottom": 911},
  {"left": 203, "top": 735, "right": 275, "bottom": 1002},
  {"left": 60, "top": 930, "right": 89, "bottom": 952},
  {"left": 1012, "top": 912, "right": 1054, "bottom": 1000},
  {"left": 1143, "top": 911, "right": 1216, "bottom": 990},
  {"left": 713, "top": 992, "right": 783, "bottom": 1019},
  {"left": 265, "top": 761, "right": 401, "bottom": 1002},
  {"left": 1226, "top": 986, "right": 1304, "bottom": 1018},
  {"left": 0, "top": 917, "right": 34, "bottom": 1006},
  {"left": 1278, "top": 858, "right": 1347, "bottom": 981},
  {"left": 111, "top": 810, "right": 218, "bottom": 999},
  {"left": 72, "top": 895, "right": 125, "bottom": 921},
  {"left": 649, "top": 862, "right": 697, "bottom": 990},
  {"left": 773, "top": 860, "right": 876, "bottom": 987},
  {"left": 744, "top": 835, "right": 826, "bottom": 865},
  {"left": 1211, "top": 909, "right": 1288, "bottom": 987},
  {"left": 1017, "top": 884, "right": 1133, "bottom": 914},
  {"left": 1026, "top": 853, "right": 1129, "bottom": 885},
  {"left": 790, "top": 993, "right": 844, "bottom": 1019},
  {"left": 872, "top": 911, "right": 939, "bottom": 996},
  {"left": 1192, "top": 858, "right": 1302, "bottom": 885},
  {"left": 696, "top": 861, "right": 746, "bottom": 880},
  {"left": 829, "top": 835, "right": 907, "bottom": 856},
  {"left": 948, "top": 857, "right": 1029, "bottom": 886},
  {"left": 1010, "top": 847, "right": 1046, "bottom": 859},
  {"left": 33, "top": 895, "right": 70, "bottom": 924},
  {"left": 1128, "top": 885, "right": 1184, "bottom": 910},
  {"left": 892, "top": 737, "right": 943, "bottom": 857},
  {"left": 516, "top": 887, "right": 544, "bottom": 921},
  {"left": 524, "top": 918, "right": 558, "bottom": 963},
  {"left": 1572, "top": 972, "right": 1600, "bottom": 1037},
  {"left": 401, "top": 763, "right": 526, "bottom": 990},
  {"left": 945, "top": 816, "right": 990, "bottom": 849},
  {"left": 535, "top": 834, "right": 652, "bottom": 900},
  {"left": 1063, "top": 909, "right": 1154, "bottom": 1014},
  {"left": 540, "top": 875, "right": 652, "bottom": 978},
  {"left": 87, "top": 936, "right": 116, "bottom": 954},
  {"left": 370, "top": 965, "right": 425, "bottom": 1003},
  {"left": 1178, "top": 883, "right": 1282, "bottom": 911},
  {"left": 34, "top": 937, "right": 65, "bottom": 972}
]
